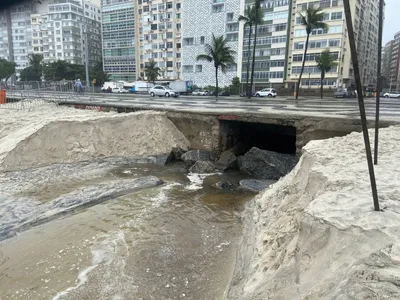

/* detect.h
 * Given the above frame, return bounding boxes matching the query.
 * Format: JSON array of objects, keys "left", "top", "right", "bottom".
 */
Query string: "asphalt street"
[{"left": 6, "top": 90, "right": 400, "bottom": 121}]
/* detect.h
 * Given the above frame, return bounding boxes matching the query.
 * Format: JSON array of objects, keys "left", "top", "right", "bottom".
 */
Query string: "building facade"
[
  {"left": 287, "top": 0, "right": 380, "bottom": 90},
  {"left": 0, "top": 0, "right": 102, "bottom": 79},
  {"left": 241, "top": 0, "right": 289, "bottom": 90},
  {"left": 181, "top": 0, "right": 241, "bottom": 88},
  {"left": 382, "top": 32, "right": 400, "bottom": 90},
  {"left": 101, "top": 0, "right": 136, "bottom": 81},
  {"left": 41, "top": 0, "right": 102, "bottom": 67},
  {"left": 382, "top": 40, "right": 393, "bottom": 86},
  {"left": 0, "top": 2, "right": 42, "bottom": 78},
  {"left": 135, "top": 0, "right": 182, "bottom": 81}
]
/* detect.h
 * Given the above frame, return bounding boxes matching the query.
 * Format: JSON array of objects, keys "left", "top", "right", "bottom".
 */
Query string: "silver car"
[{"left": 149, "top": 85, "right": 179, "bottom": 98}]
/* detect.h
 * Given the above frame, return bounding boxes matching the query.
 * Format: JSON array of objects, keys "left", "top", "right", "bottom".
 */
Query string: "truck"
[
  {"left": 167, "top": 81, "right": 193, "bottom": 94},
  {"left": 129, "top": 81, "right": 154, "bottom": 93}
]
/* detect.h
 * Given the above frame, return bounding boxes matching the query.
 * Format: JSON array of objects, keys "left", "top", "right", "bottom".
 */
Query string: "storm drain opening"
[{"left": 219, "top": 120, "right": 297, "bottom": 155}]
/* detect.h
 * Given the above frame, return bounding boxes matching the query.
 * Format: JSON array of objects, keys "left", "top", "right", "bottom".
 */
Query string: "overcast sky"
[{"left": 383, "top": 0, "right": 398, "bottom": 43}]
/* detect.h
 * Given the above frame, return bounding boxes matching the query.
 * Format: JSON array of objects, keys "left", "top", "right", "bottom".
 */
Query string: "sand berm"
[
  {"left": 0, "top": 105, "right": 190, "bottom": 171},
  {"left": 227, "top": 126, "right": 400, "bottom": 299}
]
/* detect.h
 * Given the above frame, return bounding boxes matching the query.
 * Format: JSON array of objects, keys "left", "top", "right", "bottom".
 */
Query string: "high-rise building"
[
  {"left": 382, "top": 40, "right": 393, "bottom": 85},
  {"left": 241, "top": 0, "right": 289, "bottom": 90},
  {"left": 40, "top": 0, "right": 102, "bottom": 67},
  {"left": 181, "top": 0, "right": 241, "bottom": 88},
  {"left": 287, "top": 0, "right": 380, "bottom": 90},
  {"left": 0, "top": 2, "right": 46, "bottom": 77},
  {"left": 101, "top": 0, "right": 136, "bottom": 81},
  {"left": 0, "top": 0, "right": 102, "bottom": 79},
  {"left": 135, "top": 0, "right": 182, "bottom": 81}
]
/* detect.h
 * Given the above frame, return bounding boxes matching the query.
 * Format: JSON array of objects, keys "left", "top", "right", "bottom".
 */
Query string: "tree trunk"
[
  {"left": 296, "top": 33, "right": 310, "bottom": 100},
  {"left": 245, "top": 24, "right": 252, "bottom": 97},
  {"left": 320, "top": 71, "right": 324, "bottom": 99},
  {"left": 215, "top": 66, "right": 219, "bottom": 101},
  {"left": 249, "top": 22, "right": 258, "bottom": 99},
  {"left": 343, "top": 0, "right": 379, "bottom": 211}
]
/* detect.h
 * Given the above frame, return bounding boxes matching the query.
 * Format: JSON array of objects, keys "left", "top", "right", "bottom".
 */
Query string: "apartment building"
[
  {"left": 135, "top": 0, "right": 182, "bottom": 80},
  {"left": 101, "top": 0, "right": 136, "bottom": 81},
  {"left": 0, "top": 2, "right": 46, "bottom": 77},
  {"left": 382, "top": 40, "right": 393, "bottom": 85},
  {"left": 241, "top": 0, "right": 290, "bottom": 89},
  {"left": 382, "top": 31, "right": 400, "bottom": 90},
  {"left": 287, "top": 0, "right": 380, "bottom": 90},
  {"left": 40, "top": 0, "right": 102, "bottom": 67},
  {"left": 181, "top": 0, "right": 241, "bottom": 88}
]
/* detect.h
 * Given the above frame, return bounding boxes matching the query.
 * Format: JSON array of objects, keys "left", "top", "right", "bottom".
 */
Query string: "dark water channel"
[{"left": 0, "top": 161, "right": 253, "bottom": 300}]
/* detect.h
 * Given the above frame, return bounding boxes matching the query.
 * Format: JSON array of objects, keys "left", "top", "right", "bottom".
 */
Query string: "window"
[
  {"left": 195, "top": 65, "right": 202, "bottom": 72},
  {"left": 167, "top": 61, "right": 173, "bottom": 67},
  {"left": 329, "top": 39, "right": 340, "bottom": 47},
  {"left": 212, "top": 4, "right": 224, "bottom": 13},
  {"left": 294, "top": 42, "right": 304, "bottom": 50},
  {"left": 183, "top": 37, "right": 194, "bottom": 45},
  {"left": 183, "top": 65, "right": 194, "bottom": 73},
  {"left": 309, "top": 40, "right": 327, "bottom": 48},
  {"left": 332, "top": 0, "right": 344, "bottom": 7},
  {"left": 200, "top": 36, "right": 205, "bottom": 44},
  {"left": 331, "top": 12, "right": 343, "bottom": 20}
]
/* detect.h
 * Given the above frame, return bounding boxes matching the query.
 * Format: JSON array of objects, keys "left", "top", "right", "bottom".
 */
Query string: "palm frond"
[{"left": 196, "top": 54, "right": 213, "bottom": 62}]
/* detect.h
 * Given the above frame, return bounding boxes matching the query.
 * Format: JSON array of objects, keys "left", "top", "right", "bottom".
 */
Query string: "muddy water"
[{"left": 0, "top": 162, "right": 252, "bottom": 300}]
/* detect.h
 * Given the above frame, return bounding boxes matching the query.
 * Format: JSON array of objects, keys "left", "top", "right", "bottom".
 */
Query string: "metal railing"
[{"left": 0, "top": 80, "right": 97, "bottom": 110}]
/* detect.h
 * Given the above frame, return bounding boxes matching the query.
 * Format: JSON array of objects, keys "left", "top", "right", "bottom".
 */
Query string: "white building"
[
  {"left": 287, "top": 0, "right": 380, "bottom": 90},
  {"left": 0, "top": 2, "right": 48, "bottom": 78},
  {"left": 40, "top": 0, "right": 102, "bottom": 67},
  {"left": 181, "top": 0, "right": 241, "bottom": 88}
]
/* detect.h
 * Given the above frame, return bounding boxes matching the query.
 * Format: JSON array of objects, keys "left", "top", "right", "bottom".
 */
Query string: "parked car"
[
  {"left": 334, "top": 89, "right": 356, "bottom": 98},
  {"left": 383, "top": 91, "right": 400, "bottom": 98},
  {"left": 207, "top": 90, "right": 217, "bottom": 96},
  {"left": 191, "top": 89, "right": 208, "bottom": 96},
  {"left": 218, "top": 91, "right": 230, "bottom": 96},
  {"left": 255, "top": 88, "right": 277, "bottom": 98},
  {"left": 149, "top": 85, "right": 179, "bottom": 98},
  {"left": 111, "top": 87, "right": 128, "bottom": 93},
  {"left": 239, "top": 91, "right": 256, "bottom": 97}
]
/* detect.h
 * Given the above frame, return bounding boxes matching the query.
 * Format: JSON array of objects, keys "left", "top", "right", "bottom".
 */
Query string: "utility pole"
[
  {"left": 374, "top": 0, "right": 384, "bottom": 165},
  {"left": 343, "top": 0, "right": 380, "bottom": 211},
  {"left": 84, "top": 27, "right": 90, "bottom": 88}
]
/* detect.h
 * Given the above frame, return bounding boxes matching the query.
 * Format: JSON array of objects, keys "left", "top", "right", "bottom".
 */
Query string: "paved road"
[{"left": 6, "top": 91, "right": 400, "bottom": 122}]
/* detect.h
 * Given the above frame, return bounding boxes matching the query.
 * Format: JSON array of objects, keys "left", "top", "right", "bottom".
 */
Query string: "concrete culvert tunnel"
[{"left": 219, "top": 120, "right": 297, "bottom": 155}]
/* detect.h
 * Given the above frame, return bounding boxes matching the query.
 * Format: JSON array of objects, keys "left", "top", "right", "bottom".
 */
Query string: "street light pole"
[
  {"left": 374, "top": 0, "right": 384, "bottom": 165},
  {"left": 84, "top": 28, "right": 90, "bottom": 88}
]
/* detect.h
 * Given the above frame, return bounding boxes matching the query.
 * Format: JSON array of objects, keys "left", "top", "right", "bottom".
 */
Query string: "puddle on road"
[{"left": 0, "top": 161, "right": 253, "bottom": 300}]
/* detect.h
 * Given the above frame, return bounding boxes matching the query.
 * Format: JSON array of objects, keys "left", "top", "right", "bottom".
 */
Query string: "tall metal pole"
[
  {"left": 84, "top": 29, "right": 90, "bottom": 88},
  {"left": 374, "top": 0, "right": 384, "bottom": 165},
  {"left": 343, "top": 0, "right": 380, "bottom": 211}
]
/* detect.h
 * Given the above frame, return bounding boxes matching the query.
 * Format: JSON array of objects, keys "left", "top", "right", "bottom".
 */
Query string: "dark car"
[
  {"left": 239, "top": 91, "right": 256, "bottom": 97},
  {"left": 219, "top": 91, "right": 230, "bottom": 96},
  {"left": 334, "top": 89, "right": 356, "bottom": 98}
]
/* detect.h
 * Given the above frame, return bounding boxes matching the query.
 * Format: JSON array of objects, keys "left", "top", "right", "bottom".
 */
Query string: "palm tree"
[
  {"left": 196, "top": 34, "right": 236, "bottom": 100},
  {"left": 144, "top": 59, "right": 161, "bottom": 84},
  {"left": 315, "top": 49, "right": 338, "bottom": 98},
  {"left": 238, "top": 2, "right": 263, "bottom": 98},
  {"left": 296, "top": 7, "right": 328, "bottom": 99},
  {"left": 27, "top": 53, "right": 43, "bottom": 81}
]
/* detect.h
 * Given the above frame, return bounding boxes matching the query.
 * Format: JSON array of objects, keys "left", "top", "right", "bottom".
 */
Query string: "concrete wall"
[
  {"left": 167, "top": 112, "right": 220, "bottom": 153},
  {"left": 63, "top": 103, "right": 398, "bottom": 156}
]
